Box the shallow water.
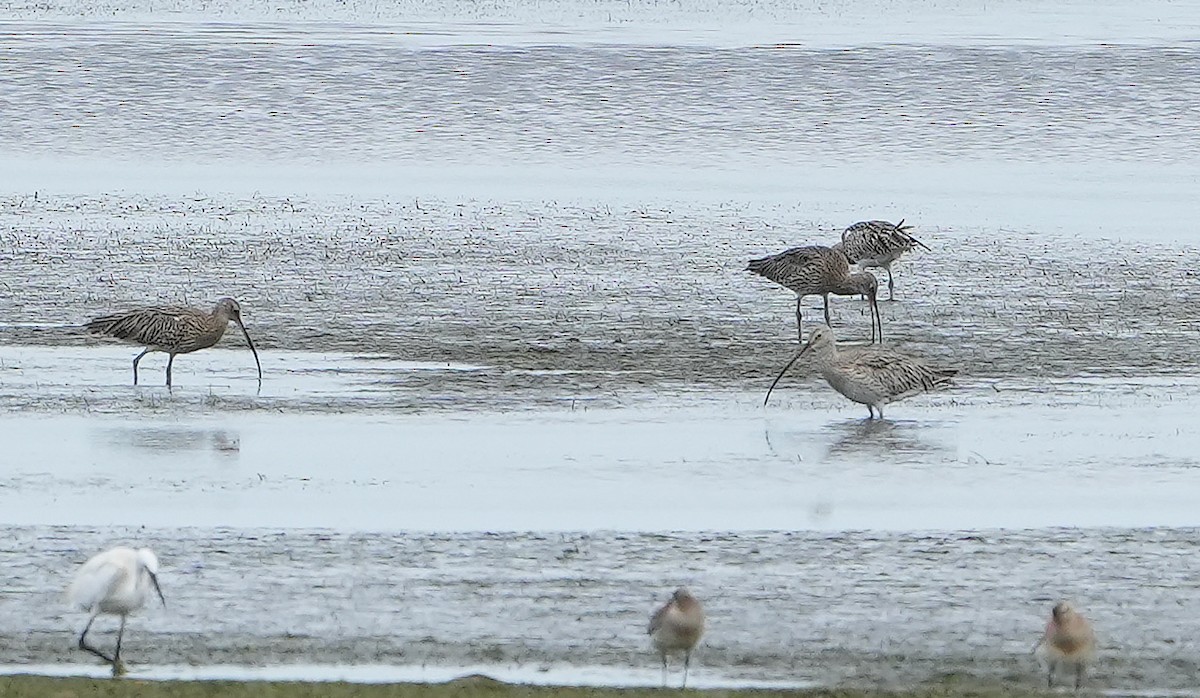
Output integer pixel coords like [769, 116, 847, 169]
[5, 526, 1200, 690]
[2, 364, 1200, 531]
[2, 0, 1199, 691]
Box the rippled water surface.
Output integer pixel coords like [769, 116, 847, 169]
[2, 0, 1199, 691]
[6, 526, 1200, 690]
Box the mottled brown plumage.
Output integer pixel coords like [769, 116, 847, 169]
[832, 219, 929, 301]
[648, 587, 705, 688]
[86, 297, 262, 388]
[746, 245, 882, 342]
[764, 325, 956, 418]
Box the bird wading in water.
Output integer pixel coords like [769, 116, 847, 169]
[746, 245, 882, 342]
[1033, 601, 1097, 690]
[86, 297, 262, 388]
[648, 587, 705, 688]
[832, 219, 929, 301]
[764, 325, 955, 418]
[68, 546, 166, 677]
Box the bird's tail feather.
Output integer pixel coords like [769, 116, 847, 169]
[745, 257, 771, 274]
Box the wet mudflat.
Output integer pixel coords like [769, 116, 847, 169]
[4, 525, 1200, 690]
[0, 677, 1102, 698]
[1, 358, 1199, 688]
[1, 194, 1198, 396]
[2, 111, 1200, 697]
[3, 0, 1200, 692]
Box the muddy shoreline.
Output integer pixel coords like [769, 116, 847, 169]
[2, 194, 1199, 405]
[3, 526, 1200, 690]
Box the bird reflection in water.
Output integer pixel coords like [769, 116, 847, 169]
[102, 427, 240, 456]
[822, 418, 931, 460]
[763, 418, 946, 464]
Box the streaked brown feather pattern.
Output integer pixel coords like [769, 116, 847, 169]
[86, 306, 227, 354]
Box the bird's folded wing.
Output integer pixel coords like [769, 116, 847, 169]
[648, 604, 668, 635]
[854, 350, 949, 395]
[68, 560, 126, 611]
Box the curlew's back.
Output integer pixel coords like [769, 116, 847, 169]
[840, 220, 927, 266]
[830, 346, 957, 405]
[746, 245, 849, 295]
[86, 306, 227, 354]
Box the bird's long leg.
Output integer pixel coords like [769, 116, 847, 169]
[1047, 661, 1056, 688]
[132, 348, 150, 386]
[795, 296, 804, 342]
[886, 264, 896, 301]
[165, 354, 175, 388]
[78, 613, 114, 664]
[1074, 664, 1084, 691]
[112, 615, 127, 676]
[661, 653, 668, 688]
[822, 293, 831, 325]
[114, 615, 126, 663]
[867, 405, 875, 419]
[682, 650, 691, 689]
[870, 295, 883, 344]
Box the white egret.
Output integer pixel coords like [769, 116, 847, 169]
[67, 546, 166, 676]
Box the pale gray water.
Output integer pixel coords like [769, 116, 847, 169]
[2, 0, 1200, 691]
[2, 24, 1199, 166]
[4, 526, 1200, 690]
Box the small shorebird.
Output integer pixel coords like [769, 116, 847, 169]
[746, 245, 882, 342]
[764, 325, 956, 418]
[832, 219, 929, 301]
[68, 546, 166, 677]
[648, 587, 705, 688]
[86, 297, 262, 388]
[1033, 601, 1097, 690]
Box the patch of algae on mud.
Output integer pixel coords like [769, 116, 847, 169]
[0, 675, 1062, 698]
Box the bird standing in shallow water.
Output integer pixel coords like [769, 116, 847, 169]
[86, 297, 262, 388]
[1033, 601, 1097, 691]
[649, 587, 705, 688]
[68, 546, 166, 677]
[832, 219, 929, 302]
[764, 325, 955, 418]
[746, 245, 882, 342]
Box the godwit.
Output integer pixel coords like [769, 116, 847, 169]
[68, 546, 166, 677]
[764, 325, 955, 418]
[746, 245, 882, 342]
[832, 219, 929, 301]
[1033, 601, 1097, 690]
[648, 587, 705, 688]
[85, 297, 262, 388]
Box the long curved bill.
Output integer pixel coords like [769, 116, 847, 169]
[234, 320, 263, 387]
[149, 570, 166, 607]
[763, 341, 814, 407]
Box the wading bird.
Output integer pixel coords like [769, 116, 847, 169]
[86, 297, 262, 388]
[649, 587, 705, 688]
[1033, 601, 1097, 690]
[68, 546, 166, 677]
[764, 325, 955, 418]
[832, 219, 929, 301]
[746, 245, 882, 342]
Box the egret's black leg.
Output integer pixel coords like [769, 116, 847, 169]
[78, 613, 114, 664]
